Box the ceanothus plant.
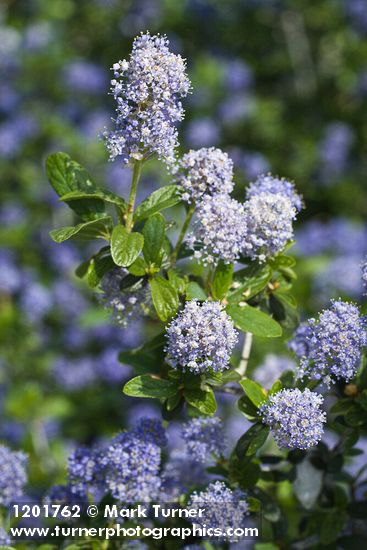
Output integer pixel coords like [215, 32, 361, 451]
[44, 31, 367, 550]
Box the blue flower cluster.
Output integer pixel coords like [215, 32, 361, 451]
[182, 417, 225, 462]
[242, 193, 297, 263]
[177, 147, 234, 203]
[186, 172, 301, 265]
[98, 268, 151, 328]
[188, 481, 249, 539]
[103, 32, 190, 167]
[246, 173, 303, 211]
[297, 300, 367, 386]
[67, 419, 165, 502]
[186, 193, 247, 265]
[165, 300, 238, 373]
[0, 444, 28, 506]
[260, 388, 326, 450]
[101, 430, 162, 502]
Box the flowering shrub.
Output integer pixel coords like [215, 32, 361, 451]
[2, 4, 367, 547]
[19, 31, 364, 549]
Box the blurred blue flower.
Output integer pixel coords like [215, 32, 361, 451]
[0, 249, 22, 294]
[20, 281, 53, 322]
[0, 115, 38, 158]
[224, 59, 253, 92]
[185, 117, 220, 147]
[63, 61, 107, 94]
[319, 122, 354, 183]
[52, 357, 97, 391]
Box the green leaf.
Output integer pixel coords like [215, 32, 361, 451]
[235, 423, 270, 457]
[133, 185, 181, 222]
[212, 260, 233, 300]
[87, 254, 115, 288]
[186, 281, 207, 301]
[110, 224, 144, 267]
[123, 375, 178, 398]
[237, 395, 260, 419]
[269, 254, 296, 268]
[60, 189, 127, 213]
[229, 264, 272, 303]
[269, 294, 299, 330]
[226, 304, 282, 338]
[128, 257, 148, 276]
[150, 276, 179, 322]
[46, 152, 105, 219]
[240, 378, 268, 407]
[221, 369, 242, 383]
[142, 213, 165, 265]
[167, 270, 187, 294]
[269, 379, 282, 395]
[165, 393, 182, 412]
[50, 217, 112, 243]
[184, 388, 217, 415]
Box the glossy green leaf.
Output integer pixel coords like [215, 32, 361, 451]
[46, 152, 105, 219]
[270, 254, 296, 269]
[150, 276, 179, 322]
[229, 264, 272, 303]
[227, 304, 282, 337]
[60, 189, 127, 213]
[87, 254, 115, 288]
[186, 281, 207, 301]
[123, 375, 178, 398]
[133, 185, 181, 222]
[240, 378, 268, 407]
[237, 395, 259, 418]
[142, 213, 165, 265]
[167, 270, 187, 295]
[235, 423, 270, 457]
[269, 379, 282, 395]
[50, 216, 112, 243]
[212, 260, 233, 300]
[184, 388, 217, 415]
[110, 224, 144, 267]
[128, 257, 148, 276]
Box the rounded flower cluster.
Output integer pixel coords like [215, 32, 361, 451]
[188, 481, 249, 539]
[102, 431, 162, 502]
[246, 173, 303, 211]
[242, 193, 297, 262]
[177, 147, 234, 203]
[103, 32, 190, 167]
[297, 300, 367, 386]
[260, 388, 326, 450]
[186, 194, 247, 265]
[0, 445, 28, 506]
[67, 419, 166, 502]
[362, 256, 367, 294]
[165, 300, 238, 373]
[182, 417, 225, 462]
[98, 268, 150, 328]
